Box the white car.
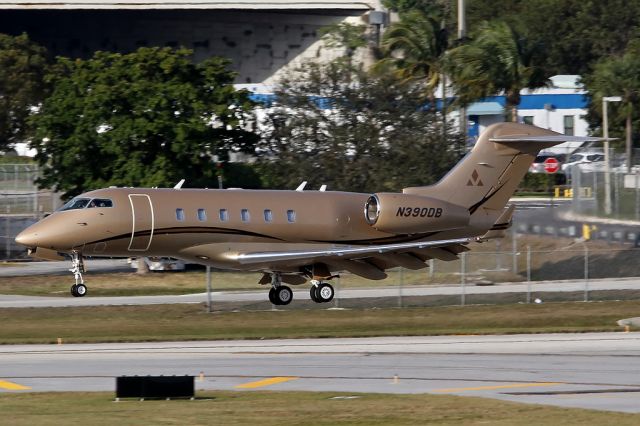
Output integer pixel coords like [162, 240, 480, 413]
[562, 151, 605, 176]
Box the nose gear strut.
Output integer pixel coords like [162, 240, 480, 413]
[69, 252, 87, 297]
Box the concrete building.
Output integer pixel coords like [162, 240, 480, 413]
[466, 75, 589, 141]
[0, 0, 385, 84]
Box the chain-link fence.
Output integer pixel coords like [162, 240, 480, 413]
[1, 163, 61, 259]
[197, 240, 640, 312]
[563, 147, 640, 220]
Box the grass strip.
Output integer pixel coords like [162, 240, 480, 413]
[0, 390, 638, 426]
[0, 301, 636, 344]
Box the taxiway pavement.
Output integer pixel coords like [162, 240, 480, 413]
[0, 333, 639, 413]
[0, 277, 639, 308]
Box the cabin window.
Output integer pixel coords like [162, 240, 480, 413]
[264, 209, 273, 223]
[241, 209, 250, 222]
[197, 208, 207, 221]
[59, 198, 90, 211]
[287, 209, 296, 223]
[176, 208, 185, 221]
[87, 199, 113, 208]
[219, 209, 228, 222]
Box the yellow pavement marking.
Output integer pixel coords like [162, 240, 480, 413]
[433, 382, 562, 393]
[235, 377, 298, 389]
[0, 380, 31, 391]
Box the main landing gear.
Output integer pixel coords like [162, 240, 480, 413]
[268, 272, 293, 306]
[310, 280, 334, 304]
[69, 252, 87, 297]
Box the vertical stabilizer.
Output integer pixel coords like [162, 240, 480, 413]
[403, 123, 603, 228]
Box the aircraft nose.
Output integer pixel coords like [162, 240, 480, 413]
[15, 228, 38, 248]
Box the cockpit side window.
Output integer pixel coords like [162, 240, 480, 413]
[87, 199, 113, 208]
[59, 198, 90, 211]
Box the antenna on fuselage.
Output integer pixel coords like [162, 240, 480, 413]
[295, 181, 307, 191]
[174, 179, 185, 190]
[319, 185, 327, 192]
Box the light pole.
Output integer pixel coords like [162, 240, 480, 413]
[603, 96, 622, 215]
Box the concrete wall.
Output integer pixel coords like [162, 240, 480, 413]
[0, 9, 378, 84]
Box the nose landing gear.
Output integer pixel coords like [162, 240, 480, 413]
[69, 252, 87, 297]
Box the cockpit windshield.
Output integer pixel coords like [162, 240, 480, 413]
[58, 198, 113, 211]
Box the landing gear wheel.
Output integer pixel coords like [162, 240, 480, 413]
[75, 283, 87, 297]
[274, 286, 293, 306]
[71, 284, 87, 297]
[268, 287, 277, 305]
[310, 285, 321, 303]
[317, 283, 334, 303]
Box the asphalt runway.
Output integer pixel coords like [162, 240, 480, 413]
[0, 333, 639, 413]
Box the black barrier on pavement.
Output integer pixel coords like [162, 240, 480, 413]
[116, 375, 194, 399]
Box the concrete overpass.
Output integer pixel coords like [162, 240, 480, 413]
[0, 0, 385, 84]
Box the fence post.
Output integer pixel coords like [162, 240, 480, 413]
[526, 245, 531, 303]
[635, 171, 639, 222]
[614, 171, 620, 218]
[511, 229, 518, 274]
[205, 266, 212, 313]
[334, 276, 340, 308]
[429, 259, 434, 280]
[398, 267, 404, 308]
[583, 245, 589, 302]
[4, 206, 10, 260]
[460, 252, 466, 306]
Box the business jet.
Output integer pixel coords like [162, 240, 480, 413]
[15, 123, 601, 304]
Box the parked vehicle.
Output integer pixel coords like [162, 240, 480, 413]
[128, 257, 186, 271]
[562, 151, 605, 178]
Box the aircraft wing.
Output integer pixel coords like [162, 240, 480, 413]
[233, 238, 472, 265]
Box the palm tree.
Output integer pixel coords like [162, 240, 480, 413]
[584, 50, 640, 172]
[446, 21, 548, 122]
[376, 9, 449, 109]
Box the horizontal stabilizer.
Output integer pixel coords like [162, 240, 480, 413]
[490, 135, 614, 143]
[479, 204, 515, 241]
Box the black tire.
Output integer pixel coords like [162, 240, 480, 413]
[317, 283, 334, 303]
[275, 286, 293, 306]
[75, 284, 87, 297]
[268, 287, 278, 305]
[70, 284, 78, 297]
[310, 285, 321, 303]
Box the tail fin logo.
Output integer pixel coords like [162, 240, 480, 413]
[466, 169, 484, 187]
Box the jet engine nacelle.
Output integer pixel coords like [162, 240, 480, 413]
[364, 193, 470, 234]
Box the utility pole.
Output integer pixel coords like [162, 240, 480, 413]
[457, 0, 467, 139]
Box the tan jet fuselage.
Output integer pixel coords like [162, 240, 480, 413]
[18, 187, 476, 273]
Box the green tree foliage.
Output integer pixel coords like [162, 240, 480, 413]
[30, 47, 257, 198]
[386, 0, 640, 77]
[446, 21, 547, 120]
[377, 9, 449, 106]
[582, 47, 640, 170]
[319, 22, 368, 60]
[0, 33, 48, 153]
[256, 59, 465, 193]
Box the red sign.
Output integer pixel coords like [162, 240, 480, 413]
[543, 157, 560, 174]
